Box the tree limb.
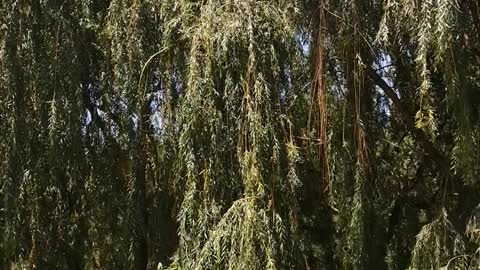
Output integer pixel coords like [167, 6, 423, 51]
[367, 67, 450, 173]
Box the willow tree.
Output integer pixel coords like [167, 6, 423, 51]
[1, 0, 480, 270]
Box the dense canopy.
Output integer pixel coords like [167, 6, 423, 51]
[1, 0, 480, 269]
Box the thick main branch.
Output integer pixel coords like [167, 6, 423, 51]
[367, 67, 450, 173]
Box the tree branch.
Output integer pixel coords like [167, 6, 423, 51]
[367, 67, 450, 173]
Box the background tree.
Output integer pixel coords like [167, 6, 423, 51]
[1, 0, 480, 269]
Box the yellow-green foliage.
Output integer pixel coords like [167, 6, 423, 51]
[1, 1, 480, 270]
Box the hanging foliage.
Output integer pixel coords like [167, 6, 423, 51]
[1, 0, 480, 269]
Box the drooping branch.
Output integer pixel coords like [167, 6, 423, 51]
[312, 0, 329, 191]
